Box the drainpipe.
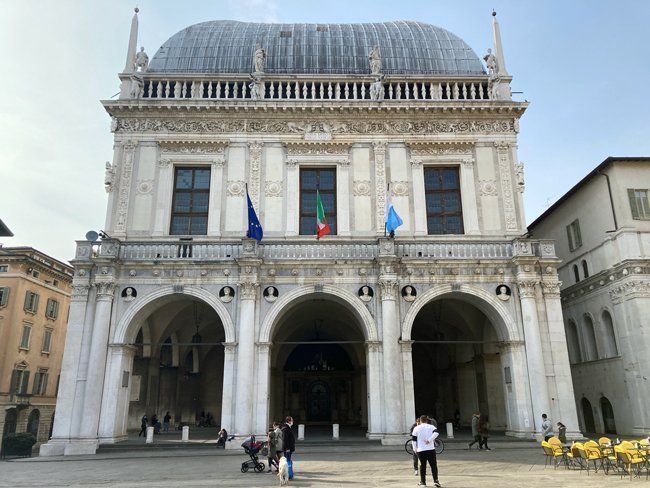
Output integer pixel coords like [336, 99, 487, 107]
[597, 170, 618, 232]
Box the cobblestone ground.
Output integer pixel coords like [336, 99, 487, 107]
[2, 442, 647, 488]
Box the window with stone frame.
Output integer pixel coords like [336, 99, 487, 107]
[0, 265, 7, 272]
[0, 286, 9, 307]
[24, 290, 39, 313]
[424, 167, 464, 235]
[299, 167, 337, 236]
[628, 188, 650, 220]
[566, 219, 582, 251]
[10, 367, 30, 394]
[32, 369, 49, 396]
[19, 323, 32, 350]
[42, 328, 53, 353]
[45, 298, 59, 319]
[170, 166, 211, 235]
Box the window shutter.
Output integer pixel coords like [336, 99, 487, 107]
[10, 370, 20, 393]
[20, 371, 30, 394]
[42, 373, 49, 395]
[628, 189, 640, 219]
[566, 225, 574, 251]
[32, 373, 40, 395]
[574, 221, 582, 248]
[24, 292, 31, 310]
[0, 287, 8, 307]
[33, 294, 39, 312]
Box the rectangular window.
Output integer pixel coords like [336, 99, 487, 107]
[20, 323, 32, 349]
[0, 265, 7, 272]
[566, 219, 582, 251]
[42, 328, 53, 353]
[628, 189, 650, 220]
[170, 167, 211, 235]
[0, 286, 9, 307]
[45, 298, 59, 319]
[299, 168, 337, 235]
[424, 167, 464, 234]
[32, 370, 48, 396]
[24, 291, 39, 313]
[10, 369, 30, 394]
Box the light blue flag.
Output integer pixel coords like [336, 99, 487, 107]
[385, 189, 403, 236]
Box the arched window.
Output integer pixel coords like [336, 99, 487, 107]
[27, 409, 40, 439]
[565, 320, 581, 364]
[601, 311, 618, 358]
[581, 397, 595, 433]
[600, 397, 617, 434]
[581, 260, 589, 278]
[2, 409, 17, 440]
[582, 315, 599, 361]
[573, 264, 580, 283]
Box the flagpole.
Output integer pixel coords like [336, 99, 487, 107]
[384, 183, 389, 237]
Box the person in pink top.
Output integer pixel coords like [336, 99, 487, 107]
[411, 415, 442, 487]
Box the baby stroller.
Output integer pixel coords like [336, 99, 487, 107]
[240, 435, 266, 473]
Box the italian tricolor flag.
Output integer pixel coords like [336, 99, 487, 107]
[316, 190, 331, 239]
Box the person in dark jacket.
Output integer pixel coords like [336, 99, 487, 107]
[281, 416, 296, 480]
[138, 414, 148, 437]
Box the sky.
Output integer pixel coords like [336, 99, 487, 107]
[1, 0, 649, 263]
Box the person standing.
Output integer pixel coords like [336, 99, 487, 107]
[281, 416, 296, 480]
[410, 417, 421, 476]
[163, 412, 171, 433]
[541, 414, 553, 441]
[468, 411, 481, 449]
[138, 414, 148, 437]
[478, 414, 491, 450]
[412, 415, 441, 487]
[556, 422, 567, 443]
[274, 422, 284, 459]
[266, 423, 280, 473]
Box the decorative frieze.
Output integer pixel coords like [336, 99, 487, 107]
[495, 141, 517, 231]
[479, 179, 498, 196]
[353, 180, 372, 196]
[391, 181, 409, 197]
[248, 141, 263, 208]
[373, 142, 387, 233]
[227, 180, 246, 197]
[285, 142, 350, 156]
[517, 280, 538, 298]
[158, 141, 228, 154]
[407, 142, 474, 157]
[609, 280, 650, 303]
[115, 141, 137, 234]
[136, 180, 153, 195]
[265, 181, 283, 197]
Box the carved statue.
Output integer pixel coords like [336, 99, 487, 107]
[515, 162, 525, 190]
[359, 285, 373, 302]
[104, 161, 115, 193]
[369, 77, 384, 101]
[253, 44, 266, 73]
[483, 48, 497, 77]
[249, 75, 263, 100]
[135, 46, 149, 72]
[488, 75, 501, 100]
[368, 45, 381, 75]
[129, 74, 143, 99]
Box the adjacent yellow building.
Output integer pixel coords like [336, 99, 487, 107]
[0, 247, 73, 452]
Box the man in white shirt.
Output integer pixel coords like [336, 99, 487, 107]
[411, 415, 441, 487]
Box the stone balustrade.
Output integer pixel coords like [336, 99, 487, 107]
[131, 75, 495, 102]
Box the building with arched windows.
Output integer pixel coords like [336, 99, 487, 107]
[529, 156, 650, 436]
[41, 11, 581, 456]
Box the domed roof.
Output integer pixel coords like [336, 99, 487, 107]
[149, 20, 486, 76]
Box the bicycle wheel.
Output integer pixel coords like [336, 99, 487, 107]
[435, 439, 444, 454]
[405, 439, 414, 456]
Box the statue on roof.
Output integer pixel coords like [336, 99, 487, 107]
[370, 76, 384, 101]
[484, 48, 497, 78]
[249, 74, 263, 100]
[135, 47, 149, 72]
[254, 44, 266, 74]
[369, 45, 381, 75]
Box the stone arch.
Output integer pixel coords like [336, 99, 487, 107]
[600, 309, 618, 358]
[401, 283, 520, 342]
[581, 313, 598, 361]
[112, 285, 235, 344]
[259, 284, 378, 343]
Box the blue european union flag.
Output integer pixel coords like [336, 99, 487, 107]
[246, 191, 263, 241]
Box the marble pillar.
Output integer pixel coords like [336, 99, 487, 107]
[98, 345, 137, 443]
[234, 282, 258, 435]
[365, 341, 382, 439]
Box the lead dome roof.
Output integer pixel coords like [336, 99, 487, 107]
[149, 20, 486, 76]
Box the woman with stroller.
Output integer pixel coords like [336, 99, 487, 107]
[266, 422, 280, 473]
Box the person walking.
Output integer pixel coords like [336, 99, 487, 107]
[556, 422, 567, 444]
[266, 423, 280, 473]
[410, 417, 421, 476]
[412, 415, 442, 487]
[281, 416, 296, 480]
[478, 414, 491, 450]
[274, 422, 284, 459]
[138, 414, 148, 437]
[541, 414, 553, 441]
[468, 411, 481, 449]
[163, 412, 171, 433]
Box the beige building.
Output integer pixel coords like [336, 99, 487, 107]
[0, 247, 73, 452]
[528, 157, 650, 436]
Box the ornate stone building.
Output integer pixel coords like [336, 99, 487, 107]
[42, 11, 579, 456]
[0, 247, 73, 453]
[529, 157, 650, 436]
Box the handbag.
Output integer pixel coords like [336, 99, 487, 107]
[261, 446, 269, 457]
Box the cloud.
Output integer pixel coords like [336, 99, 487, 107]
[227, 0, 279, 22]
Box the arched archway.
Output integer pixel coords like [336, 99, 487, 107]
[2, 409, 17, 441]
[27, 409, 40, 439]
[601, 311, 618, 358]
[581, 397, 596, 433]
[565, 320, 581, 364]
[600, 397, 616, 434]
[582, 315, 598, 361]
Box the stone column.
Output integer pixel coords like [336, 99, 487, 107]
[379, 279, 404, 443]
[285, 157, 299, 236]
[410, 157, 427, 236]
[234, 282, 258, 436]
[365, 341, 382, 439]
[40, 272, 91, 457]
[207, 155, 225, 236]
[400, 340, 416, 431]
[153, 157, 173, 236]
[97, 345, 137, 443]
[254, 343, 271, 435]
[498, 341, 533, 438]
[72, 280, 116, 454]
[518, 280, 551, 436]
[220, 343, 237, 438]
[336, 156, 351, 236]
[459, 157, 480, 235]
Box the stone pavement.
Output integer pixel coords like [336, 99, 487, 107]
[2, 435, 646, 488]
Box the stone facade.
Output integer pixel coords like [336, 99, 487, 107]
[41, 12, 580, 456]
[529, 157, 650, 436]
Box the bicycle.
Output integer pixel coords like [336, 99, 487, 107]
[405, 437, 444, 455]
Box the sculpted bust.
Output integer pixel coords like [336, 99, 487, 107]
[220, 286, 234, 303]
